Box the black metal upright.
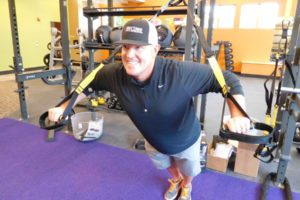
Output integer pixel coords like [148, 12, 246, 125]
[274, 0, 300, 185]
[206, 0, 215, 47]
[199, 0, 215, 129]
[108, 0, 114, 27]
[59, 0, 73, 95]
[87, 0, 95, 72]
[194, 0, 206, 125]
[184, 0, 196, 62]
[8, 0, 28, 120]
[259, 0, 300, 192]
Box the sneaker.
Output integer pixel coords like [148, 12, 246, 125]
[164, 177, 183, 200]
[178, 184, 192, 200]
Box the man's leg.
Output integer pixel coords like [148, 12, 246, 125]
[175, 137, 201, 200]
[164, 162, 184, 200]
[181, 173, 193, 187]
[167, 162, 181, 181]
[166, 164, 193, 200]
[177, 173, 193, 200]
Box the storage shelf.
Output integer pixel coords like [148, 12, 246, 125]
[83, 7, 192, 17]
[84, 42, 186, 54]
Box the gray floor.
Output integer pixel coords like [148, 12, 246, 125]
[1, 73, 300, 194]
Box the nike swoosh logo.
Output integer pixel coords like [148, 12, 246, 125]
[158, 84, 164, 88]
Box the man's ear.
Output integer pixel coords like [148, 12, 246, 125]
[154, 44, 161, 55]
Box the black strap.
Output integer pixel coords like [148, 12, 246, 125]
[261, 173, 293, 200]
[169, 0, 187, 7]
[39, 91, 74, 130]
[254, 143, 276, 163]
[264, 56, 279, 116]
[285, 60, 296, 87]
[227, 93, 250, 119]
[149, 0, 178, 22]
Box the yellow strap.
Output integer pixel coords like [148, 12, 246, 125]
[265, 114, 271, 125]
[264, 115, 271, 135]
[75, 63, 105, 94]
[272, 105, 278, 127]
[207, 56, 228, 95]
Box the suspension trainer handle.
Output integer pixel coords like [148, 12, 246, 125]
[39, 63, 105, 130]
[219, 122, 274, 144]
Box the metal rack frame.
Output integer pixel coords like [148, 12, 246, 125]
[83, 5, 193, 17]
[267, 0, 300, 187]
[8, 0, 73, 120]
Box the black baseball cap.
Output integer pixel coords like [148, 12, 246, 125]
[115, 18, 158, 46]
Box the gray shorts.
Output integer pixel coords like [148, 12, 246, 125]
[145, 137, 201, 177]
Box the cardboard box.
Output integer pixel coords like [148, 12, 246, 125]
[206, 141, 229, 173]
[234, 142, 260, 177]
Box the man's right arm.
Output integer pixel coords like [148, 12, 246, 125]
[48, 92, 89, 122]
[48, 63, 115, 122]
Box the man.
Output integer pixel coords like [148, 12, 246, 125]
[49, 18, 250, 200]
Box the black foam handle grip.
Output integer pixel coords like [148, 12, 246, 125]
[219, 122, 273, 144]
[39, 111, 66, 131]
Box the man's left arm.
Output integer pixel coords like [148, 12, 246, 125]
[225, 94, 250, 134]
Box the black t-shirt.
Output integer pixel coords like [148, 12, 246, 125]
[85, 56, 244, 154]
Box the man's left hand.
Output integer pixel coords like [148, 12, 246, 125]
[225, 117, 250, 134]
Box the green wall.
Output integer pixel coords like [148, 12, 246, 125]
[0, 0, 60, 72]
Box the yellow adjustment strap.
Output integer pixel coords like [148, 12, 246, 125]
[207, 56, 228, 96]
[272, 105, 278, 128]
[75, 63, 105, 94]
[264, 115, 271, 135]
[265, 114, 271, 125]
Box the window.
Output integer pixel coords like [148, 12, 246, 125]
[78, 1, 101, 35]
[239, 4, 259, 28]
[257, 3, 279, 29]
[204, 5, 236, 29]
[239, 2, 279, 29]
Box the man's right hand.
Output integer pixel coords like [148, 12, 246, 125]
[47, 92, 88, 122]
[48, 107, 65, 122]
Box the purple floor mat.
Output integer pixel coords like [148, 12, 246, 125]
[0, 118, 299, 200]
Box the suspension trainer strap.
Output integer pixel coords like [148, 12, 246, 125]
[264, 54, 279, 117]
[263, 53, 279, 132]
[39, 63, 105, 130]
[186, 6, 248, 117]
[260, 173, 293, 200]
[169, 0, 187, 6]
[266, 20, 291, 128]
[185, 3, 275, 146]
[149, 0, 178, 22]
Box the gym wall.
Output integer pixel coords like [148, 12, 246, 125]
[68, 0, 80, 62]
[211, 0, 296, 74]
[1, 0, 60, 72]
